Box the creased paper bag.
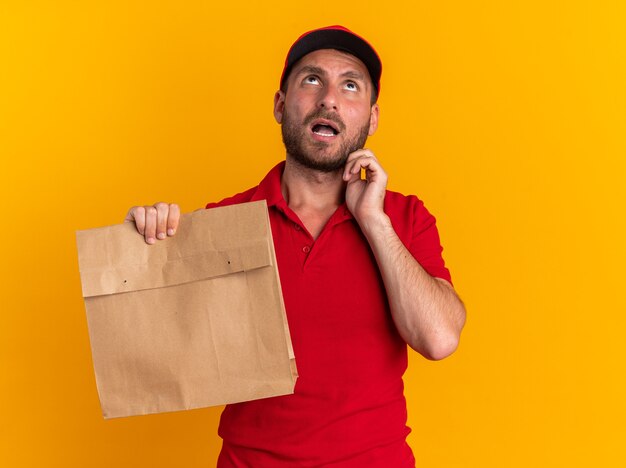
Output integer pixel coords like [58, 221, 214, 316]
[76, 200, 297, 419]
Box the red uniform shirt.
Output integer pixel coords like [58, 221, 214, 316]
[207, 162, 451, 467]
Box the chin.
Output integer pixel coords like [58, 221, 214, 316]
[290, 152, 347, 173]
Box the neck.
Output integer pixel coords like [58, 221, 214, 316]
[281, 156, 345, 211]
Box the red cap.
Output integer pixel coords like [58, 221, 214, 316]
[280, 25, 382, 99]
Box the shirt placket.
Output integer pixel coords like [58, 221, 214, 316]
[274, 202, 315, 271]
[283, 204, 354, 271]
[292, 220, 314, 270]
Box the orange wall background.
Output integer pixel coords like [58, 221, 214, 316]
[1, 1, 625, 466]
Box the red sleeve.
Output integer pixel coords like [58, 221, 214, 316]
[205, 187, 257, 209]
[385, 192, 452, 285]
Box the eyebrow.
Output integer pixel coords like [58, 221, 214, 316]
[295, 65, 325, 77]
[295, 65, 367, 83]
[340, 70, 366, 82]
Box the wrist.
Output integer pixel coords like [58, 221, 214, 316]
[358, 211, 392, 239]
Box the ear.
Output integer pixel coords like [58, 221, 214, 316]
[273, 90, 286, 124]
[368, 103, 379, 136]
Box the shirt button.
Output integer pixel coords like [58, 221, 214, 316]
[302, 245, 311, 254]
[294, 223, 301, 231]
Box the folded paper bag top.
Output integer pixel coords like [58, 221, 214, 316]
[76, 200, 297, 419]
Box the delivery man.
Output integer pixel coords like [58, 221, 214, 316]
[126, 25, 466, 467]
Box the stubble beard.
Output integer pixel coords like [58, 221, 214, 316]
[281, 108, 371, 173]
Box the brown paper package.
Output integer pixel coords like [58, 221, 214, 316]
[76, 200, 297, 419]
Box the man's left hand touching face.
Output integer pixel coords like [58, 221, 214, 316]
[343, 149, 388, 229]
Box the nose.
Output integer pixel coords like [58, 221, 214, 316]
[317, 85, 338, 111]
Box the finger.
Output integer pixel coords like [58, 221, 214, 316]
[343, 150, 377, 178]
[343, 154, 378, 181]
[124, 207, 136, 223]
[358, 156, 386, 182]
[155, 202, 169, 240]
[167, 203, 180, 236]
[144, 206, 157, 244]
[351, 157, 388, 188]
[344, 167, 362, 184]
[343, 156, 362, 180]
[343, 160, 366, 181]
[126, 206, 146, 235]
[345, 148, 376, 163]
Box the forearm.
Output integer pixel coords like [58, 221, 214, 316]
[360, 213, 466, 360]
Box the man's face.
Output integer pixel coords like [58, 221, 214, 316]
[274, 49, 379, 172]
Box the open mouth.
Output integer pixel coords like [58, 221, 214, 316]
[311, 119, 340, 137]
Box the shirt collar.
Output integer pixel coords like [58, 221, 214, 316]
[250, 160, 354, 224]
[250, 161, 287, 209]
